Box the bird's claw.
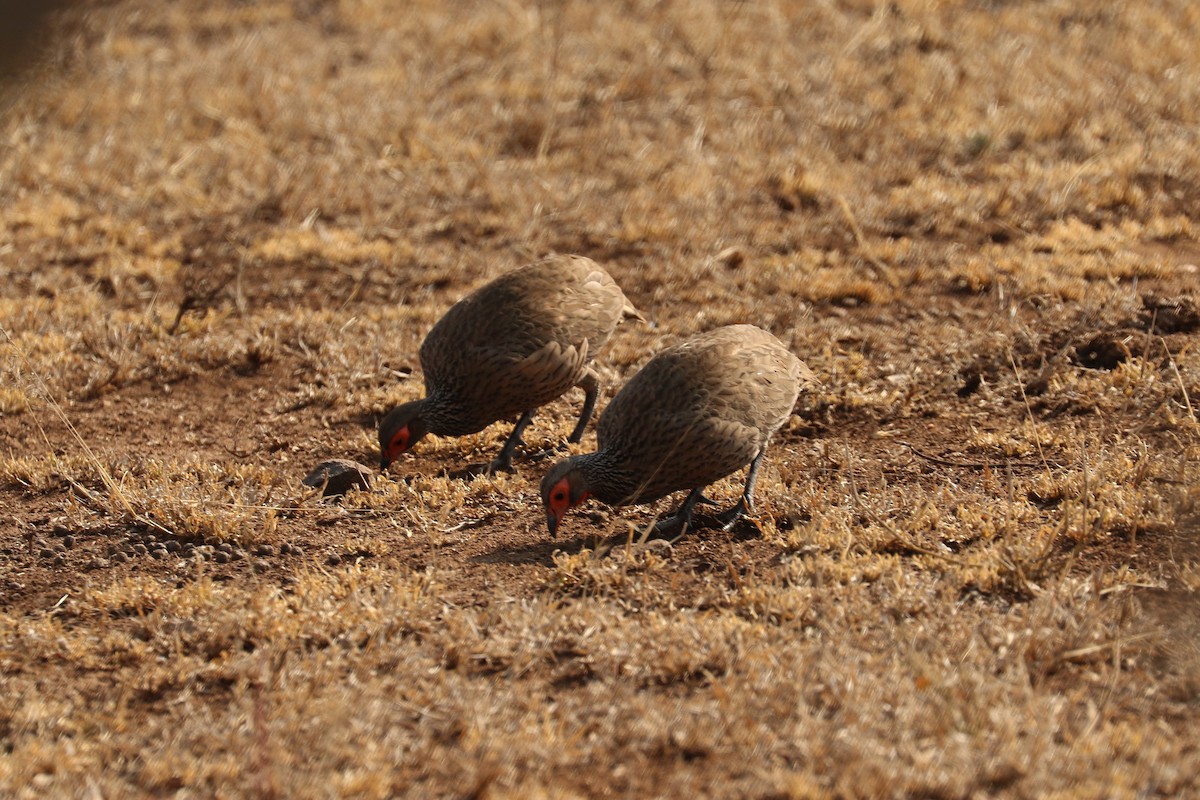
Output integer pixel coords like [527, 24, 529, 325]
[527, 440, 571, 463]
[715, 498, 753, 530]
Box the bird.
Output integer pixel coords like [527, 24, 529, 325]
[379, 255, 643, 474]
[540, 324, 813, 538]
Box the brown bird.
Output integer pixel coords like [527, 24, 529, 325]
[379, 255, 642, 473]
[540, 324, 813, 538]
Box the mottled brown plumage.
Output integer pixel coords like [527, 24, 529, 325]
[379, 255, 642, 472]
[541, 324, 813, 537]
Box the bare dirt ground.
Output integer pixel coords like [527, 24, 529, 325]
[2, 1, 1199, 797]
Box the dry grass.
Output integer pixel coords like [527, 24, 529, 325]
[2, 0, 1200, 797]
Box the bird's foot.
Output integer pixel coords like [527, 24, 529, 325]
[527, 440, 571, 463]
[715, 498, 752, 531]
[652, 512, 693, 539]
[484, 455, 517, 475]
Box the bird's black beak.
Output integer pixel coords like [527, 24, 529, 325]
[379, 456, 390, 472]
[546, 512, 559, 539]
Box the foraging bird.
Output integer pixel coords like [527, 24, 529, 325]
[379, 255, 642, 473]
[540, 324, 812, 538]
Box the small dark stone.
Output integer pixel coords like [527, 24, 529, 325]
[279, 542, 293, 556]
[39, 548, 54, 559]
[133, 543, 149, 556]
[165, 540, 180, 553]
[62, 535, 75, 549]
[213, 551, 230, 564]
[230, 549, 245, 561]
[217, 542, 233, 554]
[303, 459, 374, 498]
[112, 551, 129, 564]
[90, 557, 109, 570]
[326, 554, 341, 567]
[53, 554, 66, 567]
[150, 548, 167, 560]
[255, 544, 274, 557]
[253, 559, 271, 573]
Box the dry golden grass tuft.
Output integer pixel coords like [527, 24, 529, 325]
[2, 0, 1200, 796]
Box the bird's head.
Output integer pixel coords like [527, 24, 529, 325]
[540, 458, 591, 539]
[378, 401, 430, 471]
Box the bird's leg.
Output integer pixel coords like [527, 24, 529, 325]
[486, 410, 535, 473]
[567, 369, 600, 444]
[716, 448, 765, 530]
[653, 487, 708, 537]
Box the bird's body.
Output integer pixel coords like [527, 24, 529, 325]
[379, 255, 641, 472]
[541, 324, 812, 537]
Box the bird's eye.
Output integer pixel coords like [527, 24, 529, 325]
[553, 490, 565, 501]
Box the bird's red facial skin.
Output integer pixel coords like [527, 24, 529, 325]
[547, 478, 589, 538]
[547, 477, 572, 517]
[386, 426, 411, 461]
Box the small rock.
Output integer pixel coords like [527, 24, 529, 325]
[303, 459, 374, 498]
[217, 542, 233, 554]
[39, 548, 54, 559]
[133, 543, 149, 556]
[326, 554, 341, 567]
[255, 544, 274, 557]
[112, 552, 129, 564]
[279, 542, 293, 556]
[165, 540, 180, 553]
[62, 535, 75, 549]
[213, 551, 230, 565]
[90, 557, 109, 570]
[253, 559, 271, 573]
[53, 554, 66, 567]
[230, 549, 245, 561]
[150, 548, 167, 560]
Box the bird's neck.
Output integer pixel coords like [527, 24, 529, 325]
[421, 390, 482, 436]
[575, 451, 641, 506]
